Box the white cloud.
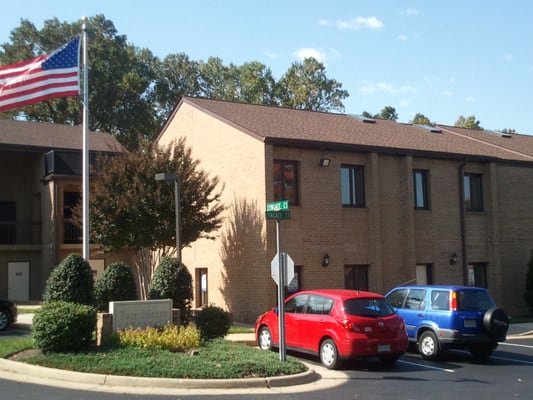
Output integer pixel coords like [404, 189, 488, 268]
[504, 53, 513, 61]
[402, 8, 419, 16]
[465, 96, 476, 103]
[320, 16, 383, 30]
[294, 48, 327, 63]
[264, 51, 279, 59]
[443, 90, 453, 97]
[398, 34, 408, 41]
[359, 81, 416, 96]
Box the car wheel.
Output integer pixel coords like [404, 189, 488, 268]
[258, 326, 273, 350]
[0, 309, 10, 331]
[470, 345, 494, 362]
[379, 354, 399, 366]
[320, 338, 341, 369]
[483, 307, 509, 341]
[418, 331, 440, 360]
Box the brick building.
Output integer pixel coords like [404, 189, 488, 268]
[0, 119, 124, 301]
[156, 96, 533, 322]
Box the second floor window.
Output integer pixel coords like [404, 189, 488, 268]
[273, 160, 299, 205]
[341, 165, 365, 207]
[464, 173, 483, 211]
[414, 169, 430, 209]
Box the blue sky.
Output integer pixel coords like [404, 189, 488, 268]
[2, 0, 532, 134]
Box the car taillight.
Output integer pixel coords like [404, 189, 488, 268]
[451, 291, 458, 311]
[341, 319, 372, 333]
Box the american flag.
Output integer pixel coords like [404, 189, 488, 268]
[0, 36, 80, 112]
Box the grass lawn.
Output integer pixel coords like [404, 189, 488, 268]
[1, 337, 306, 379]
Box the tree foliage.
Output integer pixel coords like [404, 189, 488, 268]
[362, 106, 398, 121]
[276, 58, 348, 112]
[410, 113, 435, 126]
[94, 261, 138, 311]
[79, 138, 224, 297]
[0, 15, 161, 150]
[455, 115, 483, 130]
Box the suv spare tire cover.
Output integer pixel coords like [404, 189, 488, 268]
[483, 307, 509, 341]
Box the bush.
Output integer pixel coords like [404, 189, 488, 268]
[94, 261, 137, 311]
[195, 305, 232, 340]
[148, 257, 193, 324]
[43, 254, 94, 305]
[33, 301, 96, 353]
[115, 324, 201, 352]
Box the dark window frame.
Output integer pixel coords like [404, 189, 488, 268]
[413, 169, 430, 210]
[344, 264, 369, 291]
[341, 165, 366, 207]
[464, 173, 483, 211]
[273, 159, 300, 206]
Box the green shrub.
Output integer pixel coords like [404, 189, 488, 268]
[43, 254, 94, 305]
[94, 261, 137, 311]
[148, 257, 193, 324]
[115, 324, 201, 352]
[195, 305, 232, 340]
[32, 301, 96, 353]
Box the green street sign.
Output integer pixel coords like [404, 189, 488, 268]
[266, 200, 289, 212]
[266, 210, 291, 220]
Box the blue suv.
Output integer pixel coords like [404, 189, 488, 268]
[385, 285, 509, 361]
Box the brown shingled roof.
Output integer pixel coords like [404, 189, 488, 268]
[0, 119, 124, 153]
[170, 97, 533, 164]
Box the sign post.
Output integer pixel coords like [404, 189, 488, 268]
[266, 200, 291, 362]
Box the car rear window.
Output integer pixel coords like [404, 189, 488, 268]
[457, 290, 495, 311]
[344, 298, 395, 318]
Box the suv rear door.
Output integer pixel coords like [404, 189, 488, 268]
[386, 288, 427, 339]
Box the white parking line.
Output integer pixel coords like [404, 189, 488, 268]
[500, 342, 533, 350]
[398, 359, 455, 373]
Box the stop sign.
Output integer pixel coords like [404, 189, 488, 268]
[271, 252, 294, 286]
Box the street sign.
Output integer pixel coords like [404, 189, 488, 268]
[266, 200, 289, 212]
[265, 210, 291, 220]
[270, 252, 294, 286]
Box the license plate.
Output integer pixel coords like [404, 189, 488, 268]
[378, 344, 391, 353]
[464, 319, 477, 328]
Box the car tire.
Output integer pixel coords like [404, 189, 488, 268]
[258, 326, 273, 351]
[418, 331, 440, 360]
[483, 307, 509, 341]
[320, 338, 341, 369]
[0, 309, 11, 331]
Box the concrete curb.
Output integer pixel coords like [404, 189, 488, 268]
[0, 354, 320, 390]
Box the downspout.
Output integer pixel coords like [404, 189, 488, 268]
[458, 161, 468, 285]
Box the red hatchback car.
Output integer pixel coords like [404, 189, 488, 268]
[255, 289, 408, 369]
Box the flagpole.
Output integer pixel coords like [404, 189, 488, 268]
[82, 17, 89, 260]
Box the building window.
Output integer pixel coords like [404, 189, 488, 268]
[195, 268, 208, 308]
[344, 265, 369, 291]
[63, 192, 82, 243]
[287, 265, 301, 295]
[341, 165, 365, 207]
[0, 201, 16, 244]
[413, 169, 430, 209]
[464, 173, 483, 211]
[273, 160, 299, 205]
[468, 263, 487, 288]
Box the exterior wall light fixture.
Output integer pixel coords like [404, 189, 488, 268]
[319, 157, 331, 167]
[450, 252, 458, 265]
[322, 253, 330, 267]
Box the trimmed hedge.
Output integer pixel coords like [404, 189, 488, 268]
[148, 257, 193, 324]
[94, 261, 137, 311]
[196, 305, 232, 340]
[43, 254, 94, 306]
[32, 301, 96, 353]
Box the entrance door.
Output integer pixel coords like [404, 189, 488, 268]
[8, 261, 30, 301]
